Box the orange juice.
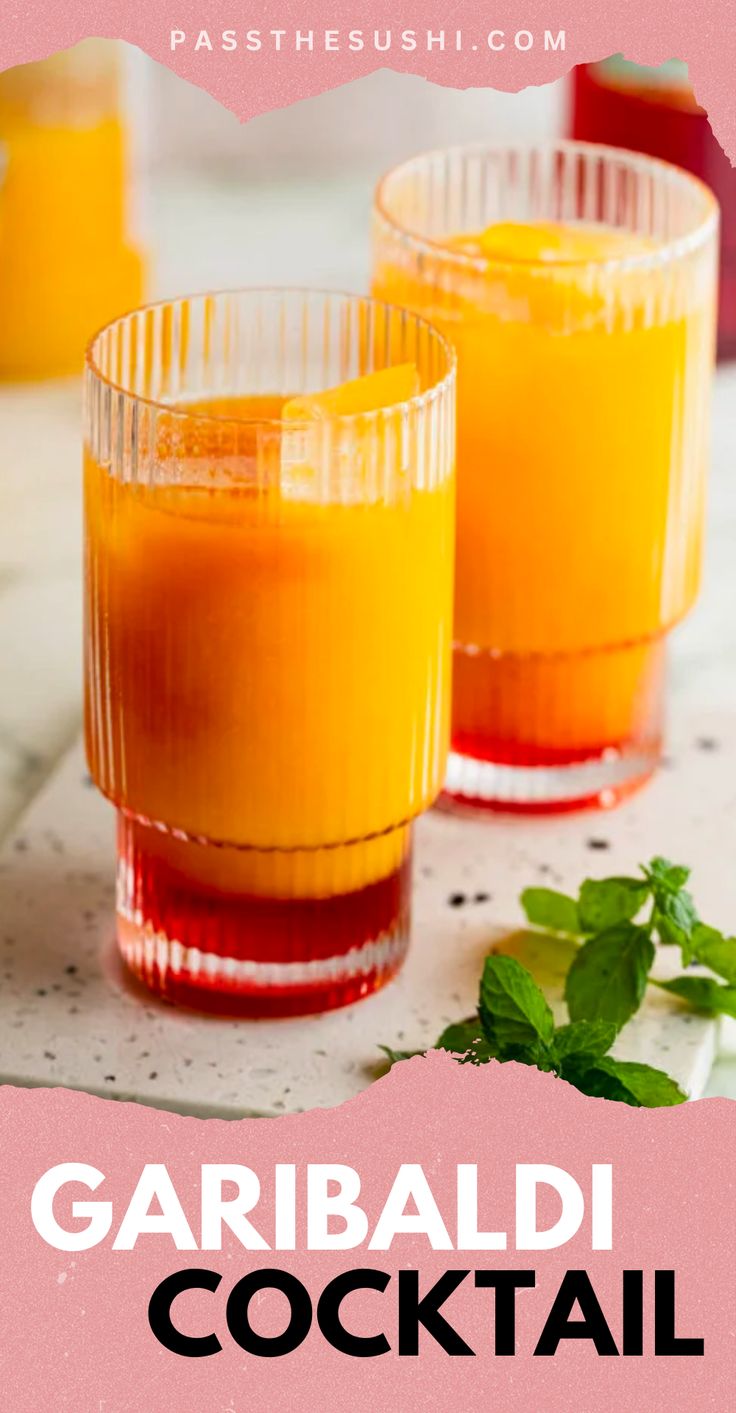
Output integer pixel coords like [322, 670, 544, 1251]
[84, 293, 455, 1014]
[0, 44, 144, 379]
[373, 144, 717, 809]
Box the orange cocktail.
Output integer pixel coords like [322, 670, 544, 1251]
[84, 291, 455, 1015]
[373, 142, 718, 810]
[0, 41, 144, 379]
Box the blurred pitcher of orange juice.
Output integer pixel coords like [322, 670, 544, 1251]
[0, 40, 145, 380]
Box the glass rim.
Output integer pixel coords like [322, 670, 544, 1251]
[374, 138, 719, 274]
[84, 286, 457, 431]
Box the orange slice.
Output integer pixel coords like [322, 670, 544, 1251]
[280, 364, 420, 504]
[282, 362, 420, 421]
[448, 220, 652, 264]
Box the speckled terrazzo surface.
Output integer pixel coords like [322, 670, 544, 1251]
[1, 722, 731, 1116]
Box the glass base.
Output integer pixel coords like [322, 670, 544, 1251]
[115, 813, 411, 1017]
[443, 743, 658, 814]
[447, 634, 665, 812]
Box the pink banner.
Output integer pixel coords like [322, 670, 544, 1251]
[1, 1056, 733, 1410]
[0, 2, 734, 161]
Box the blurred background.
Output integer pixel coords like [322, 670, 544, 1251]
[0, 43, 734, 841]
[1, 45, 733, 373]
[116, 54, 736, 344]
[146, 59, 565, 295]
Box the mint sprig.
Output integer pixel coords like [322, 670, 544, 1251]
[381, 855, 736, 1107]
[382, 953, 685, 1108]
[521, 857, 736, 1022]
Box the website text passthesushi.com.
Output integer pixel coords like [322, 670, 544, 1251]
[169, 27, 567, 54]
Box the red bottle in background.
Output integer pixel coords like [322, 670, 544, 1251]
[571, 57, 735, 359]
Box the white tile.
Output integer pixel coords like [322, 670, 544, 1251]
[0, 719, 728, 1116]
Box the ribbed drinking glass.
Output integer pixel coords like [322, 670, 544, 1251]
[84, 289, 455, 1015]
[373, 140, 718, 811]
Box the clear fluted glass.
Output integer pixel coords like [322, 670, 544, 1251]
[84, 289, 455, 1015]
[372, 140, 718, 811]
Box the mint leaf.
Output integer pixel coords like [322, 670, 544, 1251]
[578, 877, 650, 932]
[658, 975, 736, 1020]
[689, 923, 736, 985]
[479, 954, 555, 1051]
[603, 1059, 686, 1107]
[435, 1019, 497, 1064]
[647, 857, 691, 890]
[552, 1019, 618, 1062]
[655, 888, 699, 955]
[496, 1041, 558, 1073]
[378, 1045, 423, 1068]
[564, 1057, 686, 1107]
[644, 857, 699, 958]
[436, 1018, 482, 1050]
[520, 887, 580, 934]
[565, 923, 655, 1027]
[562, 1058, 634, 1104]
